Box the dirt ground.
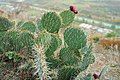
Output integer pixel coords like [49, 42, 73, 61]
[84, 44, 120, 80]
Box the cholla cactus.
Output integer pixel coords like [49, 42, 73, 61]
[33, 44, 50, 80]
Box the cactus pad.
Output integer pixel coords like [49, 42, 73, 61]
[58, 66, 77, 80]
[60, 10, 75, 27]
[60, 47, 82, 65]
[2, 31, 24, 52]
[37, 19, 45, 31]
[0, 32, 6, 52]
[36, 33, 52, 52]
[36, 33, 62, 57]
[40, 12, 62, 33]
[64, 28, 87, 49]
[45, 35, 60, 57]
[0, 17, 13, 31]
[79, 53, 95, 71]
[20, 31, 35, 51]
[20, 21, 36, 33]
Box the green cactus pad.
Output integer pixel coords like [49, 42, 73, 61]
[1, 30, 35, 52]
[36, 33, 62, 57]
[2, 31, 24, 52]
[40, 12, 62, 33]
[37, 19, 45, 31]
[64, 28, 87, 49]
[60, 47, 82, 65]
[45, 35, 60, 57]
[58, 66, 77, 80]
[56, 35, 62, 47]
[0, 17, 13, 31]
[36, 33, 52, 51]
[20, 21, 36, 33]
[0, 32, 6, 52]
[20, 31, 35, 51]
[79, 53, 95, 71]
[60, 10, 75, 27]
[46, 57, 62, 69]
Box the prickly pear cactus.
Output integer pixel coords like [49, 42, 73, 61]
[40, 12, 62, 33]
[79, 53, 95, 71]
[20, 31, 35, 52]
[0, 9, 95, 80]
[0, 17, 13, 31]
[20, 21, 36, 33]
[57, 27, 95, 80]
[58, 66, 77, 80]
[0, 32, 6, 53]
[60, 47, 82, 65]
[58, 46, 95, 80]
[60, 10, 75, 27]
[1, 30, 34, 52]
[36, 33, 62, 57]
[64, 28, 87, 49]
[76, 45, 95, 71]
[45, 35, 62, 57]
[2, 31, 24, 52]
[37, 19, 45, 31]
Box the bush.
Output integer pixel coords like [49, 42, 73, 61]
[105, 32, 116, 38]
[93, 36, 100, 43]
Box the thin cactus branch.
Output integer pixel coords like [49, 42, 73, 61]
[33, 44, 50, 80]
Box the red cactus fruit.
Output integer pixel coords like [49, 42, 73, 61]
[70, 5, 78, 14]
[70, 6, 74, 11]
[74, 11, 78, 14]
[93, 73, 99, 79]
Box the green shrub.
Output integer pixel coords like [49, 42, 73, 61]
[93, 36, 100, 43]
[105, 32, 116, 38]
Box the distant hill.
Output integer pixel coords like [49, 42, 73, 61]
[1, 0, 120, 24]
